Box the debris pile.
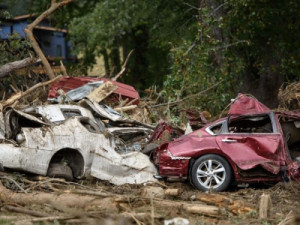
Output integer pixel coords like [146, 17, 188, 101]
[278, 82, 300, 110]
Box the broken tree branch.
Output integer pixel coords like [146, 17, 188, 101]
[0, 75, 62, 109]
[24, 0, 73, 79]
[0, 57, 39, 78]
[149, 79, 224, 108]
[112, 50, 134, 81]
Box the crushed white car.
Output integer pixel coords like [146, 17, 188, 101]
[0, 101, 157, 185]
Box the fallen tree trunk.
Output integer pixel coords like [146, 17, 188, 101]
[0, 57, 39, 78]
[24, 0, 73, 79]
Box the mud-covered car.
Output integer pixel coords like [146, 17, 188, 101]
[0, 102, 156, 185]
[153, 94, 300, 191]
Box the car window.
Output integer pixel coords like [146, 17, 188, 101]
[206, 122, 224, 135]
[61, 109, 82, 119]
[228, 114, 273, 133]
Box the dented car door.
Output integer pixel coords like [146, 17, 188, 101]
[216, 113, 283, 175]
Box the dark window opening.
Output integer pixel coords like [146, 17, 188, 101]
[228, 115, 273, 133]
[279, 117, 300, 161]
[208, 123, 223, 135]
[57, 44, 62, 57]
[61, 109, 82, 119]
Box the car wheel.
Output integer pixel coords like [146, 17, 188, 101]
[47, 163, 73, 181]
[191, 154, 232, 192]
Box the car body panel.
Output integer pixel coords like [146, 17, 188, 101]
[153, 94, 300, 186]
[0, 105, 157, 185]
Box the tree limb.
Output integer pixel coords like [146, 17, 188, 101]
[112, 50, 134, 81]
[24, 0, 73, 79]
[0, 57, 39, 78]
[149, 79, 224, 108]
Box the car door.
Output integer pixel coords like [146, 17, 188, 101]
[215, 113, 283, 174]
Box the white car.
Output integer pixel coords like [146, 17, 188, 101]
[0, 102, 156, 185]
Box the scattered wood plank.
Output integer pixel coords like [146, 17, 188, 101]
[87, 81, 118, 102]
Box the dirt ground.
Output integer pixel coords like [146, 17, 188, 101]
[0, 171, 299, 225]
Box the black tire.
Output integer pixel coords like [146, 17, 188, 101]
[191, 154, 232, 192]
[47, 163, 73, 181]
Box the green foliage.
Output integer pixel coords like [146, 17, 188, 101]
[0, 33, 33, 65]
[224, 0, 300, 81]
[23, 0, 300, 116]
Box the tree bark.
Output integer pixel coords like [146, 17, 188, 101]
[0, 57, 38, 78]
[24, 0, 73, 79]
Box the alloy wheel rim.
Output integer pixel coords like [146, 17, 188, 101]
[196, 159, 226, 189]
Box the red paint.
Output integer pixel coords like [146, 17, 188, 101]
[229, 93, 271, 115]
[153, 94, 300, 185]
[48, 76, 140, 105]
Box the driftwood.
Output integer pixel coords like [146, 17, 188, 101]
[24, 0, 73, 79]
[0, 57, 39, 78]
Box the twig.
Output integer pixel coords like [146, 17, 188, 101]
[112, 50, 134, 81]
[149, 79, 224, 108]
[3, 205, 48, 217]
[151, 198, 155, 225]
[1, 176, 27, 193]
[125, 212, 144, 225]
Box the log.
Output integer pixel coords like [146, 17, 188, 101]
[259, 193, 272, 219]
[183, 204, 220, 216]
[0, 57, 39, 78]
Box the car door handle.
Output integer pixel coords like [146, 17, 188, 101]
[222, 139, 237, 143]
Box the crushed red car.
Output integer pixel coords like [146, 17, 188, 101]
[153, 94, 300, 191]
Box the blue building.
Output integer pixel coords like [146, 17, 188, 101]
[0, 14, 74, 61]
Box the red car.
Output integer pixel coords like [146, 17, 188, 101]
[153, 94, 300, 191]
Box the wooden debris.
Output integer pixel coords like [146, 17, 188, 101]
[87, 81, 118, 102]
[183, 204, 220, 216]
[0, 57, 39, 79]
[114, 105, 137, 112]
[259, 193, 272, 219]
[2, 205, 48, 217]
[165, 188, 181, 197]
[196, 193, 254, 215]
[24, 0, 73, 79]
[0, 75, 62, 110]
[141, 186, 165, 199]
[277, 211, 297, 225]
